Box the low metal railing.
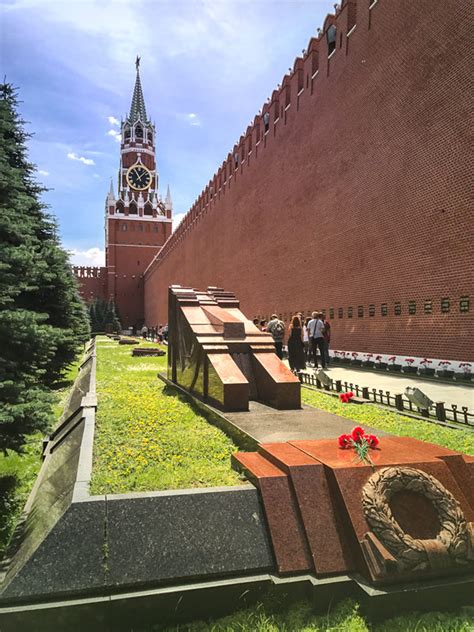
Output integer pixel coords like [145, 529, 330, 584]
[298, 372, 473, 428]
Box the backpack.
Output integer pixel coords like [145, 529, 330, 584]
[272, 320, 285, 337]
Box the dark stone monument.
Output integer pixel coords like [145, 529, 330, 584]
[132, 347, 165, 357]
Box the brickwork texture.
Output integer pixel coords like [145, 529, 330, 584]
[144, 0, 473, 361]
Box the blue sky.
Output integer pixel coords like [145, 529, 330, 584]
[1, 0, 330, 265]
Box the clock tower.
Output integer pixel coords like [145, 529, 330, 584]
[105, 58, 172, 328]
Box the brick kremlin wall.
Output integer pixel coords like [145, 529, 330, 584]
[144, 0, 473, 361]
[73, 266, 107, 303]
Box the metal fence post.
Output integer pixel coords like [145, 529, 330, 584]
[394, 394, 404, 411]
[362, 387, 369, 400]
[435, 402, 446, 422]
[335, 380, 342, 392]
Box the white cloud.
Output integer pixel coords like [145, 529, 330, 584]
[67, 152, 95, 166]
[107, 129, 122, 142]
[68, 247, 105, 267]
[187, 113, 201, 126]
[108, 115, 120, 126]
[38, 169, 49, 176]
[177, 112, 201, 127]
[172, 212, 186, 232]
[93, 173, 101, 179]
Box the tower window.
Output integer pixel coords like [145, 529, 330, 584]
[424, 300, 433, 314]
[135, 124, 143, 140]
[369, 304, 375, 317]
[122, 223, 127, 231]
[408, 300, 416, 315]
[358, 305, 364, 318]
[348, 306, 353, 318]
[124, 127, 131, 141]
[381, 303, 388, 316]
[144, 203, 153, 216]
[441, 298, 450, 313]
[129, 202, 138, 215]
[395, 302, 402, 316]
[338, 307, 343, 319]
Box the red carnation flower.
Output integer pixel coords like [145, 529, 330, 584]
[366, 434, 379, 448]
[351, 426, 365, 442]
[338, 434, 351, 449]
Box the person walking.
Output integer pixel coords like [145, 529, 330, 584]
[287, 315, 306, 373]
[267, 313, 285, 360]
[303, 317, 310, 365]
[307, 311, 326, 368]
[323, 315, 331, 366]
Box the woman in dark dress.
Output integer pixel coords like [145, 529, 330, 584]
[287, 315, 306, 373]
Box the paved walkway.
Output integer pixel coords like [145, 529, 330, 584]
[224, 401, 389, 445]
[294, 364, 474, 410]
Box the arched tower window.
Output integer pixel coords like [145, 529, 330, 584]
[116, 201, 124, 214]
[327, 25, 337, 55]
[144, 203, 153, 216]
[129, 201, 138, 215]
[124, 127, 131, 141]
[135, 124, 143, 140]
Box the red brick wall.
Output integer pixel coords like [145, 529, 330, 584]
[73, 267, 108, 303]
[144, 0, 473, 361]
[108, 217, 171, 328]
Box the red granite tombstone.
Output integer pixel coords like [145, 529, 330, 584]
[167, 285, 300, 411]
[233, 436, 474, 586]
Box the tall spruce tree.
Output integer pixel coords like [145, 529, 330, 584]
[88, 297, 121, 333]
[0, 84, 90, 453]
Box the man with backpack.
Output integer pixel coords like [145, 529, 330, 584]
[307, 311, 326, 368]
[267, 313, 285, 360]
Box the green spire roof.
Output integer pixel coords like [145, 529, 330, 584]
[128, 56, 148, 123]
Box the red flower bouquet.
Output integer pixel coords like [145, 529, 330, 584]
[339, 391, 354, 403]
[338, 426, 380, 466]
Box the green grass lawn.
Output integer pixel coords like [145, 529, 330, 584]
[302, 388, 474, 455]
[0, 352, 84, 556]
[90, 337, 242, 494]
[151, 597, 474, 631]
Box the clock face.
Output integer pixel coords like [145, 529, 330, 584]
[126, 165, 151, 190]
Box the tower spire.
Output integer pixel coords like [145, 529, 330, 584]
[129, 56, 148, 123]
[165, 184, 173, 211]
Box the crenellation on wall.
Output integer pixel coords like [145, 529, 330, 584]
[146, 4, 359, 276]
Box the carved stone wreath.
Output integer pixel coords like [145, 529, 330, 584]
[362, 466, 472, 572]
